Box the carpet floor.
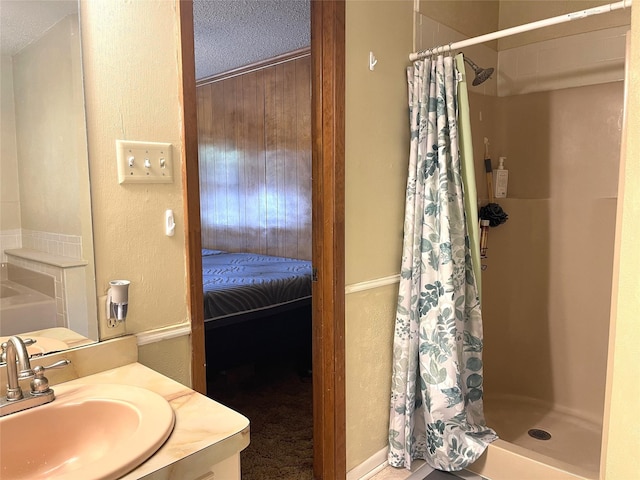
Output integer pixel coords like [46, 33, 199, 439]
[207, 360, 314, 480]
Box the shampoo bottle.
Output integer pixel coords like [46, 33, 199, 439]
[494, 157, 509, 198]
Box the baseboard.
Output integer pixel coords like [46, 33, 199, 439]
[347, 447, 390, 480]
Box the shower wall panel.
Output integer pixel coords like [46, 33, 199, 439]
[476, 81, 623, 424]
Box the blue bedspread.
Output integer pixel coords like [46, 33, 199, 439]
[202, 249, 312, 324]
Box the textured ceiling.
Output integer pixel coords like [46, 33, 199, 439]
[0, 0, 77, 55]
[193, 0, 310, 80]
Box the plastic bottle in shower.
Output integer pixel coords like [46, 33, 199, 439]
[494, 157, 509, 198]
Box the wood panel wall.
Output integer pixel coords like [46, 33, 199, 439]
[196, 52, 312, 260]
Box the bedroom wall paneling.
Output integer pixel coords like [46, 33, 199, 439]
[196, 51, 312, 261]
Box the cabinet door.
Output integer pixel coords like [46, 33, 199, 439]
[193, 453, 240, 480]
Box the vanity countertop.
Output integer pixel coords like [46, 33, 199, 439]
[57, 362, 250, 479]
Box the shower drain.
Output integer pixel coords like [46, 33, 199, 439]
[528, 429, 552, 441]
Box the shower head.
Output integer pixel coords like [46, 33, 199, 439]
[463, 56, 495, 86]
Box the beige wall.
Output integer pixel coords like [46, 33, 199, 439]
[418, 0, 500, 49]
[11, 16, 90, 238]
[138, 335, 192, 383]
[601, 13, 640, 479]
[344, 0, 413, 470]
[0, 55, 20, 232]
[80, 0, 191, 386]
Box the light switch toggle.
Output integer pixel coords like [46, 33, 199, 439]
[116, 140, 173, 184]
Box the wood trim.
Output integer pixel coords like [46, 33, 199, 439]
[177, 0, 207, 395]
[311, 0, 346, 478]
[196, 47, 311, 86]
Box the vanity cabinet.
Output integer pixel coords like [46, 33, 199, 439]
[0, 337, 250, 480]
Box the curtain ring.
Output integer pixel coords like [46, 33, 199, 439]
[448, 42, 454, 57]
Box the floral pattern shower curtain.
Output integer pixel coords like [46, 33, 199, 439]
[388, 55, 496, 471]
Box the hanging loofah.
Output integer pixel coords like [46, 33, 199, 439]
[479, 203, 508, 227]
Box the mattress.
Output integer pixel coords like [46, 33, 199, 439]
[202, 249, 312, 327]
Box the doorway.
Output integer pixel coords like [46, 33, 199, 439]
[177, 1, 346, 478]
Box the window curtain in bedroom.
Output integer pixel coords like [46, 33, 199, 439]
[387, 54, 496, 471]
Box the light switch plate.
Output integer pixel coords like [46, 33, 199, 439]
[116, 140, 173, 184]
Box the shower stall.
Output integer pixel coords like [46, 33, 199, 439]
[411, 3, 630, 479]
[472, 76, 624, 480]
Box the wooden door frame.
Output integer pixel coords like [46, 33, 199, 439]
[311, 1, 346, 478]
[178, 1, 346, 478]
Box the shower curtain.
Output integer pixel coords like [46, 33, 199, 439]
[388, 54, 496, 471]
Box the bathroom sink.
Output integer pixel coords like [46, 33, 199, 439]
[0, 336, 69, 357]
[0, 383, 175, 480]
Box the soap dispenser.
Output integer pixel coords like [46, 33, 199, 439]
[494, 157, 509, 198]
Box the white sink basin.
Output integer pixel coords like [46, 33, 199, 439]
[0, 383, 175, 480]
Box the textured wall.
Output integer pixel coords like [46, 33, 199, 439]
[345, 2, 412, 286]
[138, 335, 192, 386]
[344, 0, 413, 470]
[345, 284, 398, 470]
[602, 18, 640, 478]
[12, 15, 90, 238]
[80, 0, 190, 383]
[0, 55, 19, 232]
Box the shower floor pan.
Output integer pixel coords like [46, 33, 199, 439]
[473, 395, 602, 480]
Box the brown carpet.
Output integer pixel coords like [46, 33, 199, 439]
[207, 360, 314, 480]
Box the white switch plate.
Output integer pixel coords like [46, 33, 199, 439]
[116, 140, 173, 184]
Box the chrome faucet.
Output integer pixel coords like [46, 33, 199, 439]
[1, 336, 70, 417]
[4, 336, 35, 400]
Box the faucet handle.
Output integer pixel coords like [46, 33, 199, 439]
[41, 359, 71, 370]
[30, 359, 71, 395]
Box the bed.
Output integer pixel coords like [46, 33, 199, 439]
[202, 248, 312, 327]
[202, 248, 313, 373]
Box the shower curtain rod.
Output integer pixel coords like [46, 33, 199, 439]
[409, 0, 632, 61]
